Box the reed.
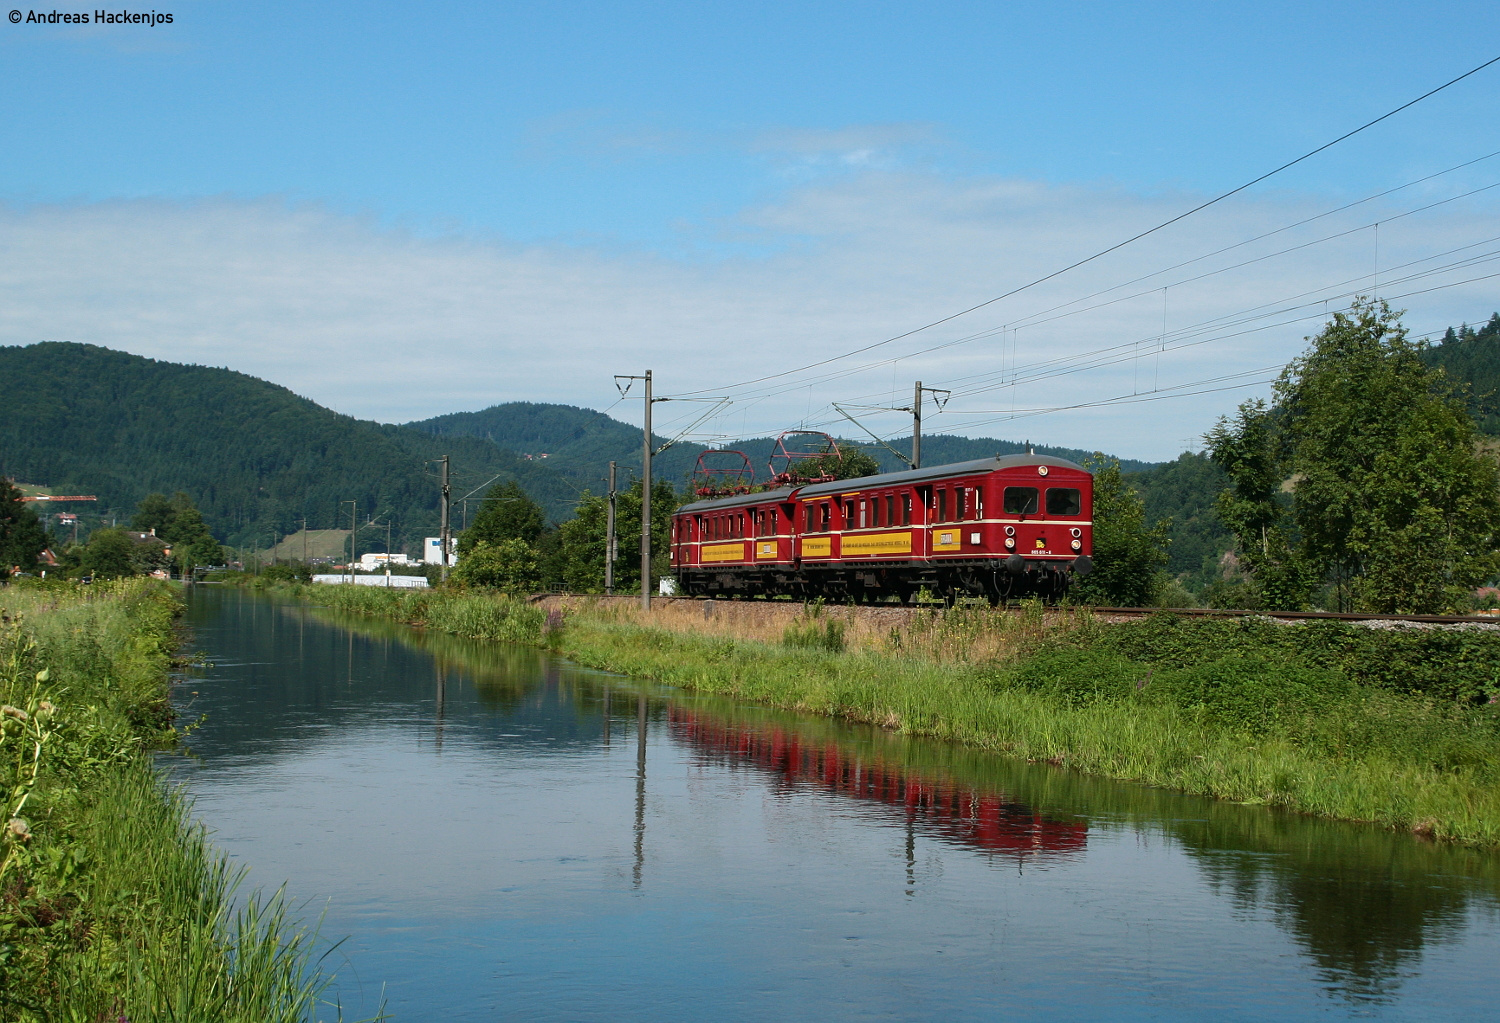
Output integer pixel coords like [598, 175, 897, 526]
[0, 579, 372, 1021]
[322, 586, 1500, 847]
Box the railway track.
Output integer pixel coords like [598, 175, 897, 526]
[531, 593, 1500, 627]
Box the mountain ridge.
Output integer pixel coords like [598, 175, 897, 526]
[0, 342, 582, 551]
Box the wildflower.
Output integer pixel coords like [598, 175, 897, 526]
[36, 701, 56, 719]
[1, 705, 27, 722]
[6, 818, 30, 841]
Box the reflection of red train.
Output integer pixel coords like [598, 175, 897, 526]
[671, 454, 1094, 602]
[669, 708, 1086, 862]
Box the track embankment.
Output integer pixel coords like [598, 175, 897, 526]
[531, 593, 1500, 634]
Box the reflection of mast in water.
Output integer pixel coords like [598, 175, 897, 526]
[346, 628, 354, 687]
[668, 708, 1086, 866]
[601, 686, 610, 746]
[905, 816, 916, 896]
[434, 659, 447, 753]
[633, 693, 647, 888]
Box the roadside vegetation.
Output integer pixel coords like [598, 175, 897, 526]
[317, 584, 1500, 847]
[0, 579, 361, 1021]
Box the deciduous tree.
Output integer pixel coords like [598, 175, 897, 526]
[1071, 456, 1171, 607]
[451, 539, 542, 594]
[0, 480, 47, 575]
[555, 479, 678, 592]
[1209, 300, 1500, 613]
[458, 481, 546, 555]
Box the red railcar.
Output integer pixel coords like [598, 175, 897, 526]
[670, 454, 1093, 602]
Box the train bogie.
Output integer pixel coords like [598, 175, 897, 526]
[671, 454, 1094, 603]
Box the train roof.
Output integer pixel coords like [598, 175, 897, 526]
[675, 454, 1089, 513]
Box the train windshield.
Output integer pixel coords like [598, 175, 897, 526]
[1046, 488, 1081, 516]
[1003, 487, 1039, 515]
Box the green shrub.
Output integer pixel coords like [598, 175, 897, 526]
[782, 602, 846, 652]
[1098, 613, 1500, 703]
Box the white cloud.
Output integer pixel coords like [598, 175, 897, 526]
[1, 168, 1494, 461]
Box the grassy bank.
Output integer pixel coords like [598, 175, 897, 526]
[0, 580, 356, 1021]
[318, 586, 1500, 847]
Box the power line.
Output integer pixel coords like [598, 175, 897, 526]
[682, 53, 1500, 399]
[700, 168, 1500, 416]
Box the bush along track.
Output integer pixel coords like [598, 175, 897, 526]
[0, 579, 366, 1022]
[317, 586, 1500, 848]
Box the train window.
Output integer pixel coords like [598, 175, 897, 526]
[858, 500, 867, 528]
[936, 489, 948, 522]
[843, 500, 854, 527]
[805, 504, 815, 532]
[955, 487, 967, 521]
[901, 493, 911, 525]
[1004, 487, 1039, 515]
[818, 502, 829, 531]
[1046, 488, 1081, 516]
[885, 495, 895, 527]
[972, 487, 984, 520]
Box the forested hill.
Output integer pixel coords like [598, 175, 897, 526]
[0, 343, 580, 550]
[1422, 312, 1500, 435]
[408, 403, 1155, 490]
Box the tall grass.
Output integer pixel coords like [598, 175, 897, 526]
[0, 579, 371, 1021]
[321, 586, 1500, 847]
[315, 584, 545, 645]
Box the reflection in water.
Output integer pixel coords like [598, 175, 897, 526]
[670, 708, 1086, 865]
[1184, 832, 1483, 1004]
[173, 591, 1500, 1020]
[634, 693, 647, 888]
[319, 597, 1500, 998]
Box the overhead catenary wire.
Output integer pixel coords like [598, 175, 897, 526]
[732, 232, 1500, 445]
[677, 54, 1500, 400]
[702, 178, 1500, 418]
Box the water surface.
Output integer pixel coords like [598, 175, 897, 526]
[172, 589, 1500, 1021]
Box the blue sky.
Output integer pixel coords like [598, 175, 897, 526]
[3, 2, 1499, 457]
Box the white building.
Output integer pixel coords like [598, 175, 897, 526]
[358, 552, 416, 571]
[424, 537, 458, 566]
[313, 574, 429, 589]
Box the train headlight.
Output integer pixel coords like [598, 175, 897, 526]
[1070, 527, 1081, 538]
[1071, 539, 1082, 551]
[1004, 525, 1015, 536]
[1004, 537, 1016, 550]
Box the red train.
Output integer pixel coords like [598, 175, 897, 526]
[671, 454, 1094, 602]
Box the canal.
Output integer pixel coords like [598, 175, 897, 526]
[171, 588, 1500, 1021]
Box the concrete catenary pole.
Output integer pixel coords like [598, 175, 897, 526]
[605, 460, 617, 595]
[912, 380, 923, 470]
[440, 455, 451, 583]
[641, 371, 653, 611]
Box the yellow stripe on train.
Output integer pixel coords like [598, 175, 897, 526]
[701, 543, 747, 563]
[840, 532, 913, 556]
